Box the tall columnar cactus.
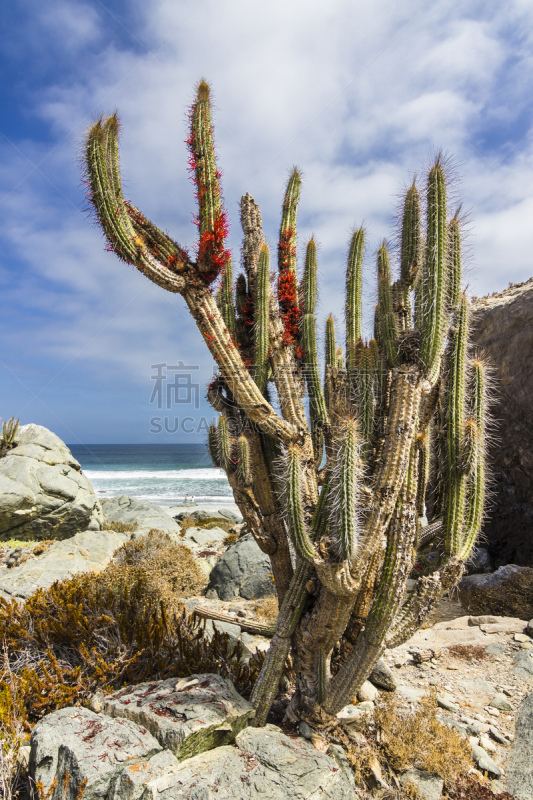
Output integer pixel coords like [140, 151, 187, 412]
[84, 82, 489, 730]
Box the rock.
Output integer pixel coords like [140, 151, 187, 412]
[511, 651, 533, 682]
[471, 745, 502, 778]
[479, 734, 497, 753]
[327, 744, 356, 789]
[0, 424, 103, 541]
[400, 769, 444, 800]
[437, 695, 459, 713]
[170, 506, 242, 524]
[149, 724, 356, 800]
[109, 751, 180, 800]
[369, 657, 398, 690]
[101, 496, 180, 534]
[470, 280, 533, 567]
[28, 706, 162, 800]
[298, 721, 312, 739]
[0, 528, 129, 601]
[489, 693, 513, 712]
[507, 692, 533, 799]
[489, 725, 509, 745]
[485, 643, 507, 655]
[526, 619, 533, 637]
[102, 674, 254, 761]
[458, 565, 533, 618]
[515, 633, 531, 642]
[184, 526, 227, 546]
[355, 701, 374, 713]
[357, 681, 380, 703]
[206, 533, 275, 600]
[466, 547, 493, 574]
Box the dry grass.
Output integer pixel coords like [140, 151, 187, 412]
[371, 691, 471, 789]
[103, 520, 137, 534]
[446, 644, 491, 662]
[250, 596, 279, 624]
[179, 516, 233, 534]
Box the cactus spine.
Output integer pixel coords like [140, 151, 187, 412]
[85, 84, 489, 730]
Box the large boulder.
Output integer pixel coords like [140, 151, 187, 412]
[206, 533, 275, 601]
[149, 724, 356, 800]
[507, 692, 533, 799]
[102, 674, 255, 761]
[29, 706, 163, 800]
[470, 279, 533, 566]
[0, 424, 102, 541]
[458, 565, 533, 619]
[101, 496, 180, 534]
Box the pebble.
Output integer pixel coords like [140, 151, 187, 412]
[487, 707, 500, 717]
[479, 734, 497, 753]
[514, 633, 530, 643]
[437, 695, 459, 713]
[489, 725, 508, 744]
[489, 693, 513, 713]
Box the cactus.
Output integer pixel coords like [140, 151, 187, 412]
[0, 417, 19, 457]
[84, 84, 489, 730]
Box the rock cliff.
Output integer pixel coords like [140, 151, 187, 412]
[470, 279, 533, 566]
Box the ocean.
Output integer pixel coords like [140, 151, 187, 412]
[69, 444, 232, 506]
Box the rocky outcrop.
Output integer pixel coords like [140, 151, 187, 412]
[458, 565, 533, 619]
[0, 424, 103, 540]
[0, 528, 130, 602]
[101, 496, 181, 534]
[29, 676, 355, 800]
[470, 279, 533, 566]
[206, 533, 275, 601]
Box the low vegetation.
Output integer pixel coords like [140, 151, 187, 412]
[0, 531, 264, 745]
[103, 520, 137, 534]
[179, 516, 234, 534]
[0, 418, 18, 459]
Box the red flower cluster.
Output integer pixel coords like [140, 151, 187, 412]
[278, 266, 301, 346]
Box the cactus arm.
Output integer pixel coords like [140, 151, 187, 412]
[459, 358, 487, 558]
[207, 424, 220, 466]
[251, 559, 313, 725]
[419, 158, 448, 376]
[332, 419, 361, 562]
[217, 415, 232, 472]
[300, 239, 328, 462]
[277, 169, 301, 347]
[447, 211, 462, 314]
[254, 245, 271, 393]
[345, 228, 365, 375]
[187, 81, 230, 282]
[286, 446, 316, 561]
[236, 435, 252, 485]
[377, 243, 400, 368]
[85, 119, 187, 293]
[444, 292, 468, 555]
[400, 180, 422, 290]
[218, 258, 236, 337]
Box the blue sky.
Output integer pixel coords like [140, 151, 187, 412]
[1, 0, 532, 444]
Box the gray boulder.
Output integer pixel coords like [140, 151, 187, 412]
[207, 533, 275, 601]
[28, 706, 162, 800]
[0, 528, 130, 601]
[149, 724, 356, 800]
[102, 496, 180, 534]
[458, 564, 533, 619]
[102, 674, 255, 761]
[0, 424, 103, 540]
[400, 769, 444, 800]
[507, 692, 533, 799]
[369, 657, 397, 691]
[170, 505, 242, 524]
